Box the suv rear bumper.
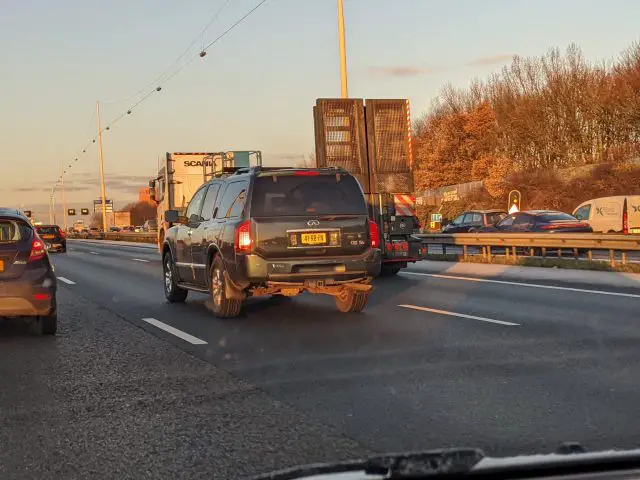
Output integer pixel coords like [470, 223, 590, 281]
[0, 271, 57, 317]
[236, 248, 381, 284]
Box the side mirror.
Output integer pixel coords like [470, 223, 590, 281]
[148, 179, 155, 188]
[165, 210, 184, 224]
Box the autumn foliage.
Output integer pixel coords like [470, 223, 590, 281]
[413, 42, 640, 206]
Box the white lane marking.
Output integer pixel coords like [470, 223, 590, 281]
[132, 258, 150, 263]
[142, 318, 208, 345]
[399, 304, 519, 326]
[89, 251, 100, 255]
[57, 276, 76, 285]
[402, 272, 640, 299]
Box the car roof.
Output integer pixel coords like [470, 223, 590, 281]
[35, 224, 60, 228]
[470, 209, 507, 214]
[0, 208, 28, 219]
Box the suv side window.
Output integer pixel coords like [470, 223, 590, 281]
[200, 183, 221, 221]
[216, 181, 248, 219]
[185, 186, 208, 223]
[513, 214, 533, 230]
[471, 213, 483, 226]
[462, 213, 474, 225]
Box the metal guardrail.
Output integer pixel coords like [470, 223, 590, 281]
[414, 233, 640, 266]
[68, 232, 156, 244]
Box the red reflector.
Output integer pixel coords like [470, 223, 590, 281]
[29, 238, 46, 262]
[234, 221, 252, 253]
[369, 220, 380, 249]
[33, 293, 51, 301]
[623, 211, 629, 234]
[294, 170, 320, 176]
[385, 243, 393, 252]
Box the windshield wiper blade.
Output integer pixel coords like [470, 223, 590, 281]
[245, 448, 484, 480]
[365, 448, 485, 477]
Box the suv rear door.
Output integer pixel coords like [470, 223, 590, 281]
[248, 171, 370, 259]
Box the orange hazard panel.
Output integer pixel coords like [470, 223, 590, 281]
[393, 194, 416, 217]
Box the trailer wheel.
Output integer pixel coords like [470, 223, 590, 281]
[335, 289, 370, 313]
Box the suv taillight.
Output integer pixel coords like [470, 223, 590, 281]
[369, 220, 380, 249]
[234, 221, 252, 254]
[29, 237, 46, 262]
[59, 228, 66, 238]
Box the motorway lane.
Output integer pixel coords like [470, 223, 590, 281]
[0, 289, 367, 479]
[47, 240, 640, 457]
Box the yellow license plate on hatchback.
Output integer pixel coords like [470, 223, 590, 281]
[42, 235, 54, 239]
[0, 259, 4, 272]
[301, 233, 327, 245]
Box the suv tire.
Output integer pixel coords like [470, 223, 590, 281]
[335, 289, 369, 313]
[38, 309, 57, 335]
[380, 265, 400, 276]
[163, 252, 188, 303]
[208, 256, 242, 318]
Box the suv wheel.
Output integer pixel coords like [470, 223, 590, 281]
[208, 256, 242, 318]
[380, 265, 401, 276]
[335, 289, 370, 313]
[38, 309, 57, 335]
[163, 253, 188, 303]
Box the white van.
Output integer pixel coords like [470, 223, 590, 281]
[573, 196, 640, 234]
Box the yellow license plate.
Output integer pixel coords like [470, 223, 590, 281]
[42, 235, 54, 239]
[631, 228, 640, 234]
[301, 233, 327, 245]
[0, 259, 4, 272]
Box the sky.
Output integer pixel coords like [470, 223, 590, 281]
[1, 0, 639, 221]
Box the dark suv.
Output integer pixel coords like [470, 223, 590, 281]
[162, 167, 381, 317]
[0, 209, 57, 334]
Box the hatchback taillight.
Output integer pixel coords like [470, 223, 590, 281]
[59, 228, 66, 238]
[29, 237, 46, 262]
[234, 221, 252, 254]
[369, 220, 380, 249]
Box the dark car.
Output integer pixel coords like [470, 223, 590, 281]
[0, 209, 57, 334]
[162, 167, 381, 318]
[35, 224, 67, 253]
[442, 210, 508, 233]
[478, 210, 593, 233]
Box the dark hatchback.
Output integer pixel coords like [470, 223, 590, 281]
[478, 210, 593, 233]
[0, 209, 57, 334]
[442, 210, 508, 233]
[35, 224, 67, 252]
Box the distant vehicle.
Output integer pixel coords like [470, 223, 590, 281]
[88, 226, 101, 237]
[134, 225, 144, 233]
[108, 226, 121, 232]
[573, 195, 640, 234]
[143, 219, 157, 232]
[442, 210, 508, 233]
[162, 167, 381, 318]
[121, 225, 135, 232]
[34, 225, 66, 253]
[478, 211, 593, 233]
[149, 151, 263, 251]
[0, 208, 57, 335]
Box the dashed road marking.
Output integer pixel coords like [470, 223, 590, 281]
[132, 258, 150, 263]
[57, 276, 76, 285]
[141, 318, 208, 345]
[399, 304, 519, 326]
[89, 251, 100, 255]
[402, 272, 640, 299]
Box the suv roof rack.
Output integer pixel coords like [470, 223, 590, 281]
[230, 166, 347, 176]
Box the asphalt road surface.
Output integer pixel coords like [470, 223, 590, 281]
[2, 239, 640, 479]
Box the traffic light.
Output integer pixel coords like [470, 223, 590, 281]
[81, 208, 89, 215]
[508, 190, 521, 214]
[68, 208, 76, 216]
[24, 210, 32, 218]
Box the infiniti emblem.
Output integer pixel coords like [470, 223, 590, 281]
[307, 220, 320, 227]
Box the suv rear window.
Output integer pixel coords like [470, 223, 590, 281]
[250, 174, 366, 217]
[0, 219, 30, 243]
[36, 226, 59, 235]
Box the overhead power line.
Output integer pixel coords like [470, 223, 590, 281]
[51, 0, 269, 198]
